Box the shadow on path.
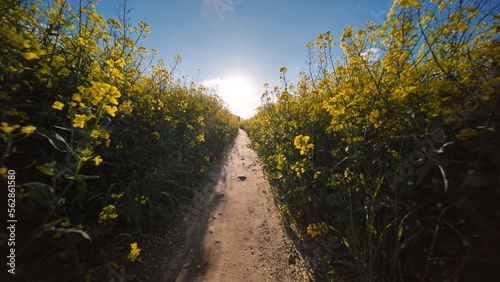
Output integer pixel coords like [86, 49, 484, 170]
[129, 138, 234, 282]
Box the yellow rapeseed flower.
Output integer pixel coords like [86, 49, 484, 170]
[76, 37, 85, 46]
[344, 168, 352, 182]
[307, 222, 330, 238]
[104, 105, 118, 117]
[119, 100, 133, 115]
[98, 204, 118, 223]
[20, 125, 36, 134]
[72, 93, 82, 102]
[196, 134, 205, 142]
[313, 171, 321, 179]
[111, 192, 125, 199]
[22, 52, 39, 60]
[72, 114, 93, 128]
[438, 2, 447, 12]
[456, 128, 476, 140]
[1, 122, 20, 133]
[294, 135, 314, 155]
[94, 156, 103, 166]
[127, 242, 141, 262]
[52, 101, 65, 110]
[61, 220, 71, 227]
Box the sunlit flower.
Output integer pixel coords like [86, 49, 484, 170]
[22, 52, 39, 60]
[438, 2, 447, 12]
[294, 135, 314, 155]
[104, 105, 118, 117]
[76, 37, 86, 46]
[72, 114, 93, 128]
[119, 100, 133, 115]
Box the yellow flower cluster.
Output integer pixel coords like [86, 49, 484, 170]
[0, 122, 36, 135]
[307, 222, 330, 238]
[196, 133, 205, 142]
[135, 195, 148, 205]
[111, 192, 125, 199]
[127, 242, 141, 262]
[344, 168, 352, 182]
[456, 128, 476, 140]
[293, 135, 314, 155]
[52, 101, 64, 110]
[98, 204, 118, 223]
[77, 82, 121, 112]
[119, 100, 134, 115]
[72, 114, 94, 128]
[290, 161, 306, 178]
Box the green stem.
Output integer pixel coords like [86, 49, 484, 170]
[421, 200, 463, 282]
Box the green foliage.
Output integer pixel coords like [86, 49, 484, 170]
[243, 0, 500, 281]
[0, 0, 238, 281]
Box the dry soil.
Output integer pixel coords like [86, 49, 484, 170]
[133, 129, 313, 282]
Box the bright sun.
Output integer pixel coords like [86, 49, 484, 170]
[224, 77, 251, 97]
[219, 76, 255, 118]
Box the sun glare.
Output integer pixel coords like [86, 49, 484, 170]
[203, 75, 258, 119]
[219, 76, 256, 119]
[224, 77, 251, 97]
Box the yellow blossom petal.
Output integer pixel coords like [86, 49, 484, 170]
[52, 101, 65, 110]
[21, 125, 36, 134]
[22, 52, 39, 60]
[94, 156, 103, 166]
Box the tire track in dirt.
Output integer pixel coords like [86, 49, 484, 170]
[150, 129, 312, 282]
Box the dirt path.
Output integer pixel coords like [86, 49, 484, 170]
[139, 129, 312, 282]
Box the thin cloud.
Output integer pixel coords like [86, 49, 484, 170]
[361, 47, 383, 62]
[202, 77, 227, 88]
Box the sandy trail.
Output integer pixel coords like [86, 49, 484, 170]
[148, 129, 311, 282]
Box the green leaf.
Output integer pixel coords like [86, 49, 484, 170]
[359, 172, 366, 186]
[73, 181, 88, 202]
[36, 126, 71, 152]
[327, 193, 337, 206]
[65, 174, 100, 181]
[45, 227, 91, 241]
[397, 224, 403, 241]
[36, 162, 56, 176]
[45, 218, 66, 228]
[342, 237, 350, 248]
[24, 182, 55, 205]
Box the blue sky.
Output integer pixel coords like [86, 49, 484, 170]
[96, 0, 394, 118]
